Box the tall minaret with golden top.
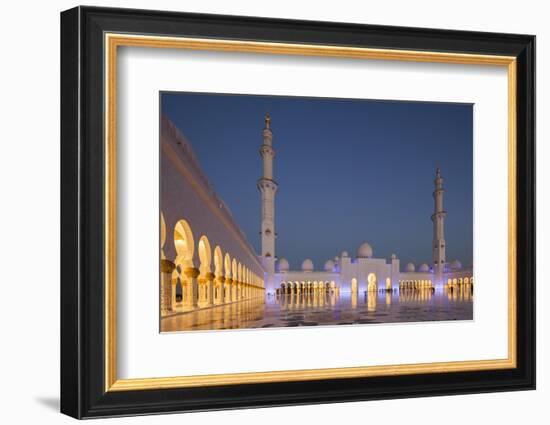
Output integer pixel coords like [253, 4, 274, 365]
[257, 114, 278, 284]
[432, 167, 447, 283]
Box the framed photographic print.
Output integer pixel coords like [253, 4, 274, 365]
[60, 6, 535, 419]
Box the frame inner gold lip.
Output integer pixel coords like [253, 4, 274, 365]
[104, 33, 517, 392]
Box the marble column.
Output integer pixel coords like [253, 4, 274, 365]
[217, 276, 225, 304]
[160, 259, 175, 314]
[171, 280, 178, 311]
[226, 278, 233, 302]
[207, 272, 215, 306]
[184, 267, 200, 309]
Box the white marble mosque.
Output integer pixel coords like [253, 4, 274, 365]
[259, 114, 473, 296]
[159, 113, 473, 332]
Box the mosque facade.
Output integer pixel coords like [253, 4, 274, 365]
[258, 114, 473, 296]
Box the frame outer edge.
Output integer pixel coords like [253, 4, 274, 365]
[521, 36, 536, 389]
[60, 6, 83, 419]
[64, 6, 536, 417]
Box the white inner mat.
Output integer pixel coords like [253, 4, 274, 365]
[116, 46, 509, 379]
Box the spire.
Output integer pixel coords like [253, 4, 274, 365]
[258, 112, 277, 261]
[432, 166, 446, 284]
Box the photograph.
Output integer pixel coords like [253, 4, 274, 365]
[159, 92, 474, 333]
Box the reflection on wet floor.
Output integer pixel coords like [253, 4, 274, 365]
[160, 286, 473, 332]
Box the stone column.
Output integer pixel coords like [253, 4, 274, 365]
[171, 280, 178, 311]
[226, 278, 233, 302]
[160, 259, 175, 314]
[206, 272, 215, 306]
[217, 276, 225, 304]
[198, 277, 206, 306]
[184, 267, 200, 308]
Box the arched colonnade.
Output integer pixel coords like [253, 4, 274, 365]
[160, 214, 265, 315]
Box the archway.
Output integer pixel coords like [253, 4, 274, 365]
[224, 253, 232, 301]
[237, 262, 243, 299]
[160, 212, 167, 259]
[197, 236, 212, 306]
[232, 259, 238, 301]
[174, 219, 194, 268]
[351, 278, 358, 294]
[367, 273, 377, 292]
[213, 246, 223, 304]
[173, 220, 195, 307]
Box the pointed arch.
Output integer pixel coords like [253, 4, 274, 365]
[197, 235, 212, 274]
[174, 219, 195, 268]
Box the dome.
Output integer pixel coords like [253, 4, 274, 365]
[356, 242, 373, 258]
[334, 256, 339, 262]
[301, 258, 314, 272]
[391, 253, 397, 260]
[276, 258, 289, 272]
[405, 262, 416, 272]
[324, 259, 335, 272]
[451, 260, 462, 270]
[340, 250, 349, 258]
[419, 263, 430, 272]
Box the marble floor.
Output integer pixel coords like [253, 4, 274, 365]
[160, 286, 473, 332]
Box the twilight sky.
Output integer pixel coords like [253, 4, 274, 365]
[161, 92, 473, 270]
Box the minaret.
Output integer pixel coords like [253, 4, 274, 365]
[257, 114, 278, 288]
[431, 167, 447, 284]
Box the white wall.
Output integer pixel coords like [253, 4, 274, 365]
[0, 1, 546, 424]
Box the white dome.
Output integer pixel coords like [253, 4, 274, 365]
[391, 253, 397, 260]
[301, 258, 314, 272]
[451, 260, 462, 270]
[276, 258, 289, 272]
[357, 242, 373, 258]
[334, 256, 339, 262]
[340, 250, 349, 257]
[405, 262, 416, 272]
[419, 263, 430, 272]
[324, 260, 335, 272]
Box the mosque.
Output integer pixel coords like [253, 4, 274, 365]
[159, 113, 473, 318]
[258, 114, 473, 296]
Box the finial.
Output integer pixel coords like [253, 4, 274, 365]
[264, 113, 271, 129]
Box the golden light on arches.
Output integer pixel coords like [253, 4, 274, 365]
[368, 273, 377, 292]
[198, 235, 212, 273]
[213, 246, 223, 277]
[232, 258, 238, 279]
[174, 219, 194, 267]
[224, 253, 232, 278]
[160, 212, 167, 250]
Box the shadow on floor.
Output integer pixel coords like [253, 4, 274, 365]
[35, 396, 59, 412]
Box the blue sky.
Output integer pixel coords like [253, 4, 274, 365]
[161, 92, 473, 270]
